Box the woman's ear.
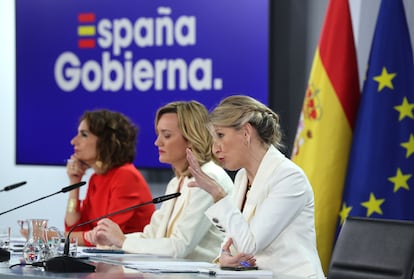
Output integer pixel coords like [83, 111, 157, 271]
[242, 123, 252, 146]
[242, 122, 253, 137]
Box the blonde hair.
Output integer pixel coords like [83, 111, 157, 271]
[155, 101, 212, 177]
[209, 95, 284, 149]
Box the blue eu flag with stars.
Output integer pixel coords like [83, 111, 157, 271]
[339, 0, 414, 225]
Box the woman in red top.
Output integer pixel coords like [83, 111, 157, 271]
[65, 109, 155, 246]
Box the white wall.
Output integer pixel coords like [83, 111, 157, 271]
[0, 0, 74, 235]
[1, 0, 414, 237]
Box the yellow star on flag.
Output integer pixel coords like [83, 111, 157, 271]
[361, 192, 385, 217]
[373, 67, 397, 92]
[338, 202, 352, 224]
[401, 134, 414, 158]
[388, 168, 411, 192]
[394, 97, 414, 121]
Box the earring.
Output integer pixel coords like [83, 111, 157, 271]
[95, 161, 103, 169]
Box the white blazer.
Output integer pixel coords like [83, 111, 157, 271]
[205, 145, 325, 278]
[122, 161, 233, 262]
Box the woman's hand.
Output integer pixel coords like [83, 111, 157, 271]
[66, 155, 89, 183]
[186, 148, 227, 202]
[219, 238, 256, 268]
[90, 218, 126, 248]
[84, 227, 98, 245]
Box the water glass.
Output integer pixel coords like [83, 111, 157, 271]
[0, 227, 10, 250]
[49, 236, 64, 257]
[69, 237, 78, 257]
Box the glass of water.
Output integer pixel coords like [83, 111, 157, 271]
[0, 227, 10, 250]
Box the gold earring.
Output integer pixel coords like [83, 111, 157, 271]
[95, 161, 103, 169]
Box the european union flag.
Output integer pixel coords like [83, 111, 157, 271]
[339, 0, 414, 224]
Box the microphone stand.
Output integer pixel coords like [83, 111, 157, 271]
[43, 192, 181, 273]
[0, 182, 25, 261]
[0, 181, 86, 216]
[0, 182, 87, 263]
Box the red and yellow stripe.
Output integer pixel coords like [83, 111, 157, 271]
[291, 0, 360, 273]
[77, 13, 96, 49]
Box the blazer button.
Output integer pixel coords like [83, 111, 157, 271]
[212, 218, 219, 223]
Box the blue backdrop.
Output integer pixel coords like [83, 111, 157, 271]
[16, 0, 269, 168]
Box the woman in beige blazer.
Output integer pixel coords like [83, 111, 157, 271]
[187, 95, 325, 278]
[85, 101, 233, 262]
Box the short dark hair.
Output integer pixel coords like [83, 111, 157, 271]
[80, 109, 138, 173]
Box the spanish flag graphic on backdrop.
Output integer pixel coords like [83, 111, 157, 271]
[291, 0, 360, 272]
[339, 0, 414, 232]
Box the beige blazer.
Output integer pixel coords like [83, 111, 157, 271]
[205, 146, 325, 278]
[122, 161, 233, 262]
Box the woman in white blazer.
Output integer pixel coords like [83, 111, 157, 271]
[84, 101, 233, 262]
[186, 95, 325, 278]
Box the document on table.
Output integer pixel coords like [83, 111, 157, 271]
[124, 260, 273, 276]
[124, 260, 216, 272]
[209, 267, 273, 277]
[79, 247, 165, 258]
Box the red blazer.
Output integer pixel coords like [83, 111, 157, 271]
[66, 163, 155, 245]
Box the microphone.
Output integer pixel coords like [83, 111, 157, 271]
[43, 192, 181, 273]
[61, 182, 86, 193]
[0, 181, 26, 192]
[0, 181, 86, 263]
[152, 192, 182, 203]
[0, 181, 86, 216]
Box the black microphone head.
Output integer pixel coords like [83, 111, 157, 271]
[61, 181, 87, 193]
[152, 192, 181, 204]
[3, 181, 26, 191]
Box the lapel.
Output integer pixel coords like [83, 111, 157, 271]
[241, 146, 285, 222]
[165, 176, 186, 237]
[235, 175, 249, 210]
[155, 176, 183, 238]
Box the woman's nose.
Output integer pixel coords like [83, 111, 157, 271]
[154, 136, 160, 146]
[70, 135, 77, 145]
[212, 142, 220, 154]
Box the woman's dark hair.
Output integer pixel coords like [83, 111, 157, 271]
[80, 109, 138, 173]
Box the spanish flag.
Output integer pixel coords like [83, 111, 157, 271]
[291, 0, 360, 272]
